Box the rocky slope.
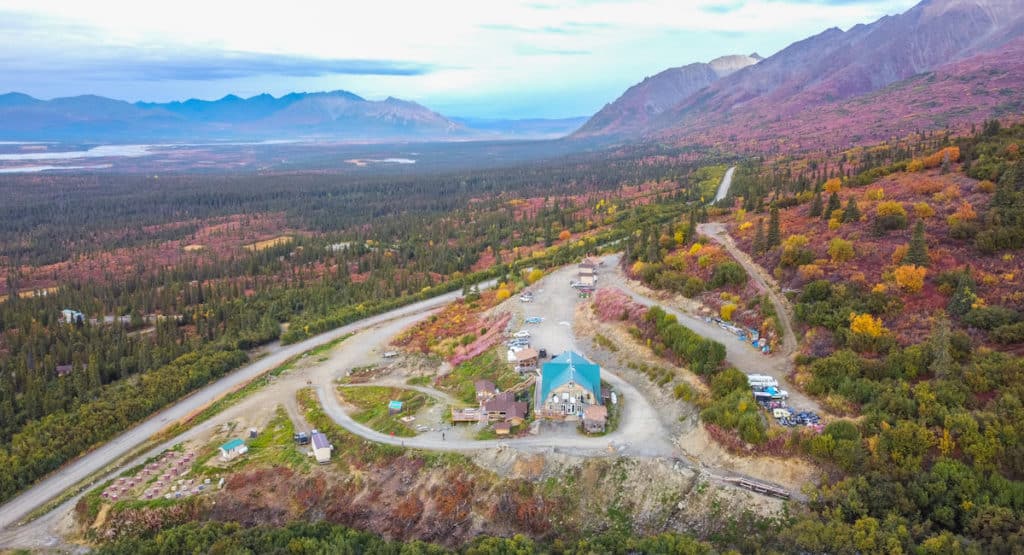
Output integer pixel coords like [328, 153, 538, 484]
[576, 0, 1024, 150]
[575, 54, 760, 137]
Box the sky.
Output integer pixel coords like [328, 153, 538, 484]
[0, 0, 919, 119]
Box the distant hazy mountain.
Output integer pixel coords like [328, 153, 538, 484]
[576, 0, 1024, 147]
[574, 54, 761, 137]
[452, 116, 589, 139]
[0, 91, 580, 142]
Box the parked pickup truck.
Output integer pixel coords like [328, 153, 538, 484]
[754, 388, 789, 401]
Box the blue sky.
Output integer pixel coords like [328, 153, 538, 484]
[0, 0, 918, 119]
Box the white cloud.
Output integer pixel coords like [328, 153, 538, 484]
[0, 0, 919, 117]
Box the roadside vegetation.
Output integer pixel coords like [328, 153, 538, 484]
[0, 148, 723, 504]
[336, 386, 433, 437]
[440, 350, 524, 405]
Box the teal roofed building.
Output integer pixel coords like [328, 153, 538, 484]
[219, 438, 248, 461]
[540, 351, 602, 417]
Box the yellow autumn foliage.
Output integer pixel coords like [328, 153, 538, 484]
[495, 285, 512, 301]
[913, 202, 935, 219]
[866, 187, 885, 201]
[850, 312, 887, 337]
[894, 264, 927, 293]
[876, 201, 907, 218]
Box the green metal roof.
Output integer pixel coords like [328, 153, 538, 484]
[541, 351, 601, 403]
[220, 438, 245, 451]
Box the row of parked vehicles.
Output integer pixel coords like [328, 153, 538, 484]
[747, 373, 788, 401]
[747, 373, 823, 429]
[774, 409, 822, 428]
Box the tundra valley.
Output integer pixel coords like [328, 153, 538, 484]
[2, 1, 1024, 553]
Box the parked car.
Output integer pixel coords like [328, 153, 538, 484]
[525, 316, 543, 324]
[513, 330, 531, 338]
[538, 348, 548, 358]
[519, 293, 534, 302]
[293, 432, 310, 445]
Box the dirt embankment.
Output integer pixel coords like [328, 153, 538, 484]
[91, 448, 783, 547]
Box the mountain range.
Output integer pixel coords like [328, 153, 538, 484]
[0, 91, 581, 142]
[576, 0, 1024, 150]
[2, 0, 1022, 149]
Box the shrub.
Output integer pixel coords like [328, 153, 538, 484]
[913, 202, 935, 219]
[646, 306, 727, 375]
[991, 322, 1024, 344]
[946, 201, 977, 227]
[799, 264, 825, 281]
[850, 312, 886, 337]
[711, 367, 750, 398]
[891, 245, 908, 265]
[907, 159, 925, 172]
[593, 288, 647, 323]
[828, 238, 855, 264]
[866, 187, 886, 201]
[874, 201, 908, 232]
[709, 261, 747, 288]
[922, 146, 961, 169]
[780, 234, 814, 267]
[963, 306, 1020, 330]
[877, 201, 907, 218]
[720, 303, 737, 321]
[495, 285, 512, 301]
[824, 420, 861, 442]
[682, 277, 705, 298]
[824, 177, 843, 193]
[894, 264, 927, 293]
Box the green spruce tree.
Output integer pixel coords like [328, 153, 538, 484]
[905, 219, 930, 267]
[825, 192, 842, 220]
[948, 268, 976, 316]
[808, 192, 823, 218]
[767, 204, 781, 248]
[928, 312, 955, 379]
[752, 218, 766, 255]
[842, 196, 861, 223]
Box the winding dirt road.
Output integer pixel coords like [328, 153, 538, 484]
[0, 283, 494, 548]
[0, 237, 810, 549]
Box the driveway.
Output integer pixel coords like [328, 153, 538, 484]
[600, 252, 820, 413]
[321, 262, 677, 459]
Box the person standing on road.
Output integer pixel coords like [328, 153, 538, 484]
[442, 432, 445, 441]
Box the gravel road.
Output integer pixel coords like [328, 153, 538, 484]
[601, 251, 820, 413]
[713, 166, 736, 203]
[0, 282, 493, 548]
[0, 237, 813, 549]
[320, 262, 676, 459]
